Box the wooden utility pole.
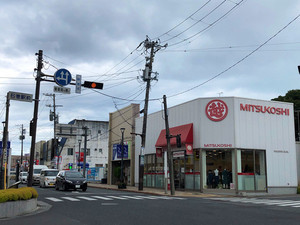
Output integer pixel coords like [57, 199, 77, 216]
[138, 37, 167, 190]
[163, 95, 175, 195]
[0, 93, 10, 189]
[28, 50, 43, 187]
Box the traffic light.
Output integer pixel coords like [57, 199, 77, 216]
[176, 135, 181, 148]
[83, 81, 103, 89]
[69, 163, 73, 170]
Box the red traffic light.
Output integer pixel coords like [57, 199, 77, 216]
[83, 81, 103, 89]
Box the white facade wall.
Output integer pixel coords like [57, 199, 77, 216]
[59, 120, 109, 170]
[135, 97, 297, 193]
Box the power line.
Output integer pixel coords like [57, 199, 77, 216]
[161, 0, 227, 43]
[155, 0, 212, 39]
[167, 0, 245, 47]
[168, 13, 300, 98]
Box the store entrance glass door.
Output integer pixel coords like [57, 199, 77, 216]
[173, 151, 185, 190]
[204, 149, 233, 189]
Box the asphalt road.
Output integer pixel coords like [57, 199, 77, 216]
[1, 184, 300, 225]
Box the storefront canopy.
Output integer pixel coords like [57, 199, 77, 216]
[155, 123, 193, 148]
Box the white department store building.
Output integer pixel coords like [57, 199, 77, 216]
[134, 97, 297, 195]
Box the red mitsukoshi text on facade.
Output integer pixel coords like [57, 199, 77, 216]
[240, 104, 289, 116]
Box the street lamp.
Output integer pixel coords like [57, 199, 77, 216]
[119, 128, 126, 189]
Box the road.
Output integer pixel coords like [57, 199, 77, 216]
[1, 184, 300, 225]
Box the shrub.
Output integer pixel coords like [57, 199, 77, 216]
[0, 187, 38, 203]
[297, 186, 300, 194]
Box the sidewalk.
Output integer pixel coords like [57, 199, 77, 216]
[87, 182, 222, 198]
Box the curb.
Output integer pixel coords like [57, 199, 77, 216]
[0, 198, 37, 219]
[88, 183, 219, 198]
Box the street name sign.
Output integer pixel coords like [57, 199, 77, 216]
[8, 91, 33, 102]
[54, 86, 71, 94]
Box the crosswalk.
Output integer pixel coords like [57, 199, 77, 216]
[208, 197, 300, 208]
[44, 195, 186, 203]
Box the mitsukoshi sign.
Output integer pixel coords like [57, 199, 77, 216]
[206, 99, 228, 121]
[240, 104, 290, 116]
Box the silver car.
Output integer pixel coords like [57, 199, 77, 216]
[39, 169, 59, 188]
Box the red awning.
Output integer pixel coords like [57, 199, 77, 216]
[155, 123, 193, 148]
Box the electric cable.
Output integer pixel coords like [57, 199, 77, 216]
[167, 13, 300, 98]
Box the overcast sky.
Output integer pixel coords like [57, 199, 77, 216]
[0, 0, 299, 156]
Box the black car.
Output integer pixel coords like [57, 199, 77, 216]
[55, 170, 87, 192]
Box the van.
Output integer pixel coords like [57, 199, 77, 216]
[32, 165, 48, 185]
[39, 169, 59, 188]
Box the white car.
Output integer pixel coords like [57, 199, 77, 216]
[39, 169, 59, 188]
[19, 171, 28, 183]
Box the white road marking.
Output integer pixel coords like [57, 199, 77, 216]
[61, 197, 80, 201]
[45, 197, 63, 202]
[77, 196, 97, 201]
[121, 195, 144, 200]
[106, 196, 128, 200]
[91, 196, 114, 200]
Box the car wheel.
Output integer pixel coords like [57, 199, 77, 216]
[82, 188, 87, 192]
[55, 183, 59, 190]
[63, 184, 67, 191]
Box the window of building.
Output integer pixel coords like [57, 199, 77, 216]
[86, 149, 90, 156]
[237, 149, 266, 191]
[67, 148, 73, 155]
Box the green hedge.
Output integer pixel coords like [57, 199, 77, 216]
[0, 187, 38, 203]
[297, 186, 300, 194]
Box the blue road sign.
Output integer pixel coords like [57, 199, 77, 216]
[117, 144, 128, 158]
[54, 68, 72, 86]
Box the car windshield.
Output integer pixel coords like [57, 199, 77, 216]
[21, 172, 28, 176]
[65, 172, 84, 178]
[34, 169, 42, 174]
[44, 171, 59, 176]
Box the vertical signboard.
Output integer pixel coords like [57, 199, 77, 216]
[76, 74, 82, 94]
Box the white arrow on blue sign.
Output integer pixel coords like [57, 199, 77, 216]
[54, 68, 72, 86]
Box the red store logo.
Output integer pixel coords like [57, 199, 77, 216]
[206, 99, 228, 122]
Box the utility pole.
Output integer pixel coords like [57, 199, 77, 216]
[0, 93, 10, 189]
[82, 126, 88, 178]
[138, 37, 167, 191]
[44, 93, 62, 168]
[163, 95, 175, 195]
[28, 50, 43, 187]
[19, 124, 25, 168]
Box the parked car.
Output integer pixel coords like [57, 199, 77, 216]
[55, 170, 87, 192]
[39, 169, 59, 188]
[19, 171, 28, 183]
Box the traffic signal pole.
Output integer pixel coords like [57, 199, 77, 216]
[28, 50, 43, 187]
[163, 95, 175, 195]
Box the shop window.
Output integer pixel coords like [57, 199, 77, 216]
[237, 149, 266, 191]
[185, 154, 194, 190]
[155, 154, 164, 188]
[194, 150, 200, 190]
[255, 150, 267, 191]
